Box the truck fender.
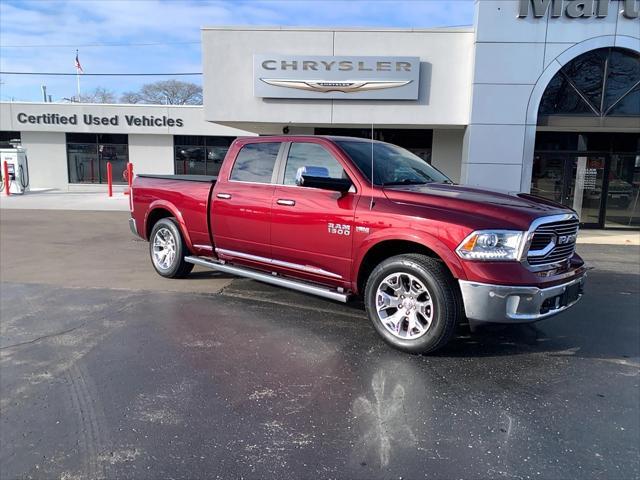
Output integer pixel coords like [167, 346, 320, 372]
[352, 229, 467, 292]
[145, 200, 195, 251]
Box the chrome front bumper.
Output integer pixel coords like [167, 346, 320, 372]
[459, 274, 586, 323]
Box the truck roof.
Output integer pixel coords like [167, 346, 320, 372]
[235, 135, 382, 143]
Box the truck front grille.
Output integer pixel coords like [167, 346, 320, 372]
[527, 218, 579, 267]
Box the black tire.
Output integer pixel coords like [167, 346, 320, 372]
[364, 254, 460, 354]
[149, 217, 194, 278]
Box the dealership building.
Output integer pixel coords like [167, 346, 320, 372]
[1, 0, 638, 228]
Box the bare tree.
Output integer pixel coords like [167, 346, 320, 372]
[77, 87, 117, 103]
[120, 91, 142, 104]
[122, 80, 202, 105]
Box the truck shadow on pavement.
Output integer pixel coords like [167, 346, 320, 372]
[216, 268, 638, 362]
[438, 269, 639, 362]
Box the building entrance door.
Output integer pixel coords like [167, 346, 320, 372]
[532, 152, 606, 227]
[605, 154, 640, 228]
[532, 152, 640, 228]
[565, 154, 606, 227]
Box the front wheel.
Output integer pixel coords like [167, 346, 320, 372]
[364, 254, 460, 354]
[149, 218, 194, 278]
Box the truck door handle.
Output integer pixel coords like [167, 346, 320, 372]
[216, 193, 232, 199]
[277, 199, 296, 206]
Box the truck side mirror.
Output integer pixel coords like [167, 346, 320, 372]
[295, 166, 352, 193]
[295, 166, 329, 185]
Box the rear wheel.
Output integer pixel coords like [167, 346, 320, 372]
[364, 254, 460, 354]
[149, 218, 194, 278]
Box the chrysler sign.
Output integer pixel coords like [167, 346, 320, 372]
[254, 55, 420, 100]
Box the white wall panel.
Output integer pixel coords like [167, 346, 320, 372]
[474, 43, 545, 84]
[470, 84, 533, 125]
[462, 163, 523, 191]
[202, 27, 474, 127]
[331, 30, 473, 126]
[463, 124, 527, 166]
[545, 13, 618, 43]
[128, 135, 174, 175]
[474, 0, 548, 43]
[19, 131, 68, 189]
[202, 29, 334, 125]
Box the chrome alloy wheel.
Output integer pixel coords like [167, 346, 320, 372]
[375, 272, 434, 340]
[152, 227, 177, 270]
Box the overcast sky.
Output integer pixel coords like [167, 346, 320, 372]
[0, 0, 474, 103]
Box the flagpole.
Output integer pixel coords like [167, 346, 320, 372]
[75, 49, 81, 100]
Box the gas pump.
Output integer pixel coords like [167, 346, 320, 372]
[0, 145, 30, 194]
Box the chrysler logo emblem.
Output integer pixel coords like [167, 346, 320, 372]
[260, 78, 413, 93]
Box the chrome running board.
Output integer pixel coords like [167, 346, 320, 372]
[184, 256, 349, 303]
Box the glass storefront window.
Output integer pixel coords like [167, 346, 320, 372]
[174, 135, 235, 176]
[604, 49, 640, 113]
[0, 131, 21, 148]
[538, 75, 596, 116]
[530, 154, 566, 204]
[538, 47, 640, 120]
[175, 146, 206, 175]
[605, 154, 640, 228]
[561, 48, 608, 110]
[66, 134, 128, 184]
[608, 86, 640, 116]
[534, 46, 639, 229]
[531, 133, 640, 228]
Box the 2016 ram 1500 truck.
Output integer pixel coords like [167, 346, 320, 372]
[129, 136, 587, 354]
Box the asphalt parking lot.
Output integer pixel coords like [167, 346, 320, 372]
[1, 209, 639, 480]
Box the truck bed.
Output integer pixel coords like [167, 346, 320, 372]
[131, 174, 216, 250]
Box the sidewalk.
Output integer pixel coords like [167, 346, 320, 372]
[576, 229, 640, 246]
[0, 188, 129, 211]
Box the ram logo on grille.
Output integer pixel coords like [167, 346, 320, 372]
[527, 217, 580, 267]
[557, 234, 577, 245]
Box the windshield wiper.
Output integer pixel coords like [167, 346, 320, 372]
[382, 179, 430, 186]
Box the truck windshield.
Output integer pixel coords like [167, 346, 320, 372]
[336, 140, 452, 186]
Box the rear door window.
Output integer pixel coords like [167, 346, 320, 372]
[230, 142, 281, 183]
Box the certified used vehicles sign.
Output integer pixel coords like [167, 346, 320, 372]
[254, 55, 420, 100]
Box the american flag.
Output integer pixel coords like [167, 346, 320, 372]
[75, 50, 83, 73]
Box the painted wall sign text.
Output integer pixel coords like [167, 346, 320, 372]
[518, 0, 639, 19]
[16, 113, 184, 128]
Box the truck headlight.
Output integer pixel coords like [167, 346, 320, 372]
[456, 230, 524, 261]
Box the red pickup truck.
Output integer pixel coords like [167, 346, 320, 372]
[130, 135, 587, 353]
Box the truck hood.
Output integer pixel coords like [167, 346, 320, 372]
[382, 183, 572, 230]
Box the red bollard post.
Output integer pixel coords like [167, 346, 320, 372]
[106, 162, 113, 197]
[124, 162, 133, 196]
[127, 162, 133, 188]
[3, 161, 10, 197]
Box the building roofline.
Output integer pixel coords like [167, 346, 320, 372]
[201, 25, 474, 33]
[0, 101, 203, 109]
